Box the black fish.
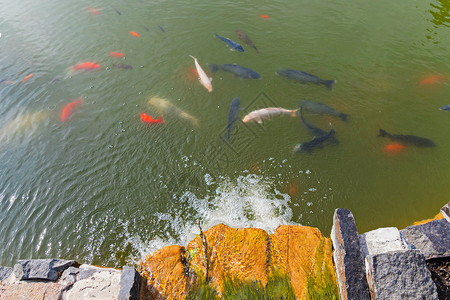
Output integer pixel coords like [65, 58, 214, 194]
[158, 25, 165, 33]
[235, 29, 258, 53]
[112, 63, 132, 69]
[208, 64, 261, 79]
[112, 7, 121, 15]
[214, 34, 244, 52]
[378, 129, 435, 147]
[294, 123, 336, 153]
[299, 106, 338, 143]
[298, 100, 348, 121]
[225, 98, 240, 141]
[440, 105, 450, 111]
[277, 69, 336, 90]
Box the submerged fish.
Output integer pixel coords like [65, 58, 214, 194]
[378, 129, 435, 147]
[225, 98, 240, 141]
[158, 25, 165, 33]
[140, 113, 164, 124]
[277, 69, 336, 90]
[72, 62, 101, 71]
[109, 52, 124, 58]
[299, 106, 338, 143]
[294, 123, 335, 153]
[298, 100, 348, 121]
[112, 63, 132, 69]
[0, 111, 49, 142]
[22, 73, 34, 83]
[259, 15, 270, 19]
[87, 7, 100, 15]
[189, 55, 213, 92]
[112, 7, 121, 15]
[420, 75, 446, 85]
[235, 29, 259, 53]
[129, 31, 140, 37]
[208, 64, 261, 79]
[214, 34, 244, 52]
[384, 143, 406, 153]
[439, 105, 450, 111]
[148, 97, 199, 127]
[243, 107, 297, 124]
[61, 98, 84, 122]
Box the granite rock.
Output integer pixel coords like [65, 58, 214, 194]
[365, 250, 438, 300]
[359, 227, 409, 258]
[400, 219, 450, 259]
[118, 266, 141, 300]
[63, 264, 121, 300]
[330, 208, 370, 300]
[14, 259, 79, 281]
[0, 266, 13, 283]
[441, 201, 450, 223]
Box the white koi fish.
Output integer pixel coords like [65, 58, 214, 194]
[242, 107, 298, 124]
[189, 55, 213, 92]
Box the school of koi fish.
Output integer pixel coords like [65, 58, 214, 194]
[1, 6, 447, 156]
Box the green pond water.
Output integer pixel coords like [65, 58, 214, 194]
[0, 0, 449, 268]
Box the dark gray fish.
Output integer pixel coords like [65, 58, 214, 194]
[225, 98, 240, 141]
[112, 63, 132, 69]
[112, 7, 121, 15]
[208, 64, 261, 79]
[158, 25, 165, 33]
[235, 29, 258, 53]
[214, 34, 244, 52]
[378, 129, 435, 147]
[298, 100, 348, 121]
[299, 106, 338, 143]
[277, 69, 336, 90]
[294, 123, 336, 153]
[439, 105, 450, 111]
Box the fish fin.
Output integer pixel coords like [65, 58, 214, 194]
[291, 109, 299, 117]
[325, 80, 336, 91]
[257, 118, 263, 124]
[339, 113, 349, 122]
[379, 129, 388, 137]
[209, 77, 213, 82]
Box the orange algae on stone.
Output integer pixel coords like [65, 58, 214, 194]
[413, 212, 444, 225]
[139, 245, 191, 300]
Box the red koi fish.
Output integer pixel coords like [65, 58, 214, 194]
[87, 7, 100, 15]
[22, 73, 34, 83]
[109, 52, 125, 58]
[259, 15, 270, 19]
[384, 143, 406, 153]
[288, 182, 298, 196]
[140, 113, 164, 124]
[129, 31, 140, 37]
[72, 62, 101, 71]
[420, 75, 447, 85]
[61, 98, 84, 122]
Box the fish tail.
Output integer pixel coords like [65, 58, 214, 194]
[325, 80, 336, 90]
[189, 55, 196, 61]
[208, 64, 219, 73]
[339, 113, 349, 122]
[254, 46, 259, 53]
[379, 129, 388, 137]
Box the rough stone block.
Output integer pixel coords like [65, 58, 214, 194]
[330, 208, 370, 300]
[359, 227, 409, 258]
[365, 250, 438, 300]
[441, 201, 450, 223]
[14, 259, 79, 281]
[64, 264, 121, 300]
[60, 266, 79, 287]
[118, 266, 141, 300]
[0, 266, 13, 283]
[400, 219, 450, 259]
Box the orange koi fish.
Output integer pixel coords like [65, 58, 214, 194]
[383, 143, 406, 153]
[109, 52, 125, 58]
[420, 75, 447, 85]
[87, 7, 100, 15]
[61, 98, 84, 122]
[140, 113, 164, 124]
[72, 62, 101, 71]
[129, 31, 140, 37]
[22, 73, 34, 83]
[259, 15, 270, 19]
[288, 182, 298, 196]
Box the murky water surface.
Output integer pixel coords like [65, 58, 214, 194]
[0, 0, 449, 267]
